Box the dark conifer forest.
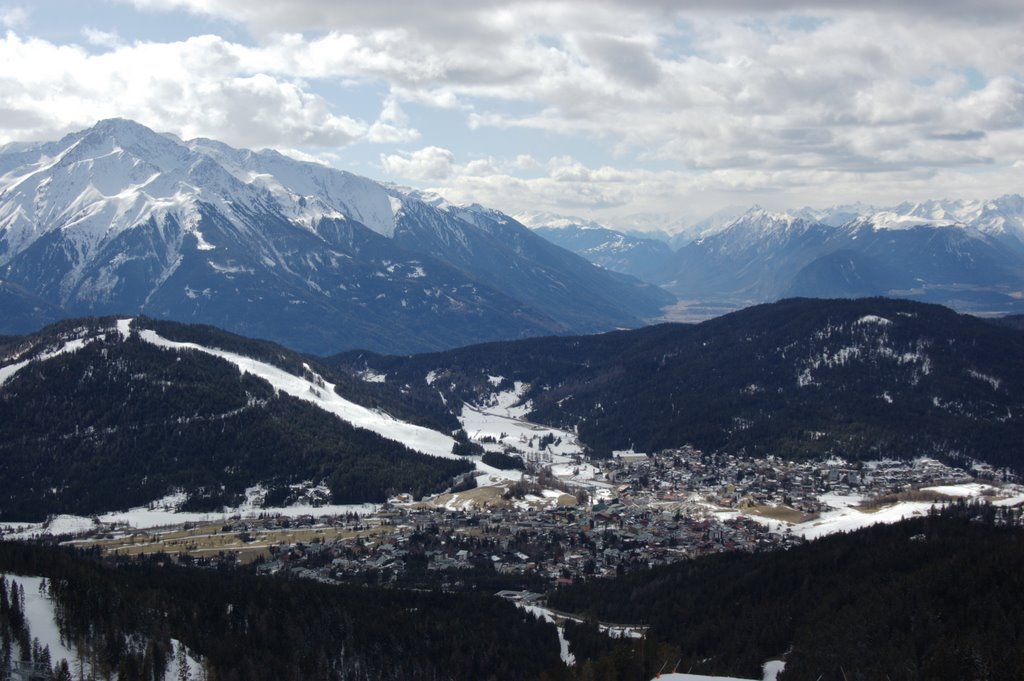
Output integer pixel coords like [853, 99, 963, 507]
[333, 298, 1024, 471]
[0, 321, 471, 521]
[548, 504, 1024, 681]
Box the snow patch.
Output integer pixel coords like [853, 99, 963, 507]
[520, 604, 576, 666]
[0, 336, 95, 387]
[115, 317, 133, 339]
[967, 369, 1002, 391]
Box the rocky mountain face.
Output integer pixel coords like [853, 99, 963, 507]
[0, 119, 671, 354]
[518, 213, 674, 282]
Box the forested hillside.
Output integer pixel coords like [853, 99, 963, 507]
[333, 298, 1024, 471]
[0, 318, 470, 521]
[549, 504, 1024, 681]
[0, 543, 561, 681]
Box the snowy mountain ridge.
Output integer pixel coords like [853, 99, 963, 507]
[0, 119, 670, 353]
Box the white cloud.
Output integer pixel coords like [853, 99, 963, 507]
[0, 33, 366, 148]
[366, 97, 420, 144]
[5, 1, 1023, 220]
[0, 6, 28, 29]
[381, 146, 456, 180]
[82, 27, 123, 49]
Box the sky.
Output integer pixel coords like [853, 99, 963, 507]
[0, 0, 1022, 231]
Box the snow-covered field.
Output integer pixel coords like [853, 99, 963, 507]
[740, 481, 1024, 540]
[1, 489, 380, 538]
[656, 659, 783, 681]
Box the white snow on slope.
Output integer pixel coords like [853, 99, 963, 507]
[656, 673, 756, 681]
[862, 211, 962, 231]
[743, 492, 936, 540]
[520, 604, 576, 666]
[1, 575, 78, 667]
[855, 315, 892, 326]
[0, 336, 92, 387]
[655, 660, 782, 681]
[133, 323, 458, 460]
[460, 404, 584, 459]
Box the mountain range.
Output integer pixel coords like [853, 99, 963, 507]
[0, 119, 671, 354]
[528, 197, 1024, 318]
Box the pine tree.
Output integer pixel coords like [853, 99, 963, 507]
[53, 660, 73, 681]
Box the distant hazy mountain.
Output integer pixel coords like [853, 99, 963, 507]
[0, 119, 671, 354]
[517, 212, 673, 282]
[656, 199, 1024, 316]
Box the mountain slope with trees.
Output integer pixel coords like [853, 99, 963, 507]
[0, 317, 470, 521]
[332, 297, 1024, 472]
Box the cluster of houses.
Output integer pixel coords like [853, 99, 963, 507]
[603, 446, 976, 513]
[254, 498, 800, 587]
[249, 449, 988, 587]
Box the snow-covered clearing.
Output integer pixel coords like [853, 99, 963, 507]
[520, 604, 576, 666]
[656, 660, 783, 681]
[134, 323, 458, 460]
[744, 492, 935, 540]
[461, 403, 583, 458]
[654, 673, 755, 681]
[0, 336, 93, 387]
[1, 574, 204, 681]
[2, 489, 379, 537]
[2, 574, 78, 666]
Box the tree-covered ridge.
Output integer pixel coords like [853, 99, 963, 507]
[0, 543, 562, 681]
[0, 326, 470, 521]
[549, 504, 1024, 681]
[135, 317, 459, 434]
[332, 298, 1024, 471]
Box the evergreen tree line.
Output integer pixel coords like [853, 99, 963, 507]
[547, 502, 1024, 681]
[0, 544, 562, 681]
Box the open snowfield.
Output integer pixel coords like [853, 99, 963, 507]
[656, 659, 783, 681]
[738, 492, 934, 540]
[1, 489, 379, 538]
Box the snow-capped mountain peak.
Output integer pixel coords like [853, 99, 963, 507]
[0, 119, 670, 354]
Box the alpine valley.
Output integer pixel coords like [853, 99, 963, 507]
[0, 119, 671, 354]
[5, 121, 1024, 681]
[4, 300, 1024, 681]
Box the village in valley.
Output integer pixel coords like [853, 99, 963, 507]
[16, 442, 1021, 594]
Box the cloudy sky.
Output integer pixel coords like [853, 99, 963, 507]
[1, 0, 1022, 230]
